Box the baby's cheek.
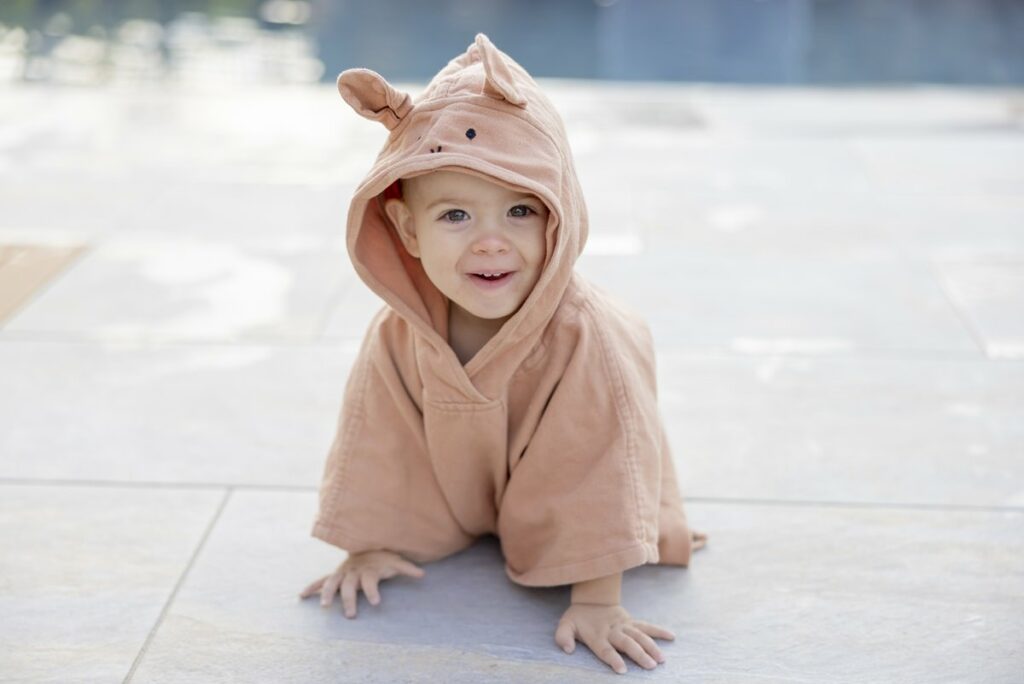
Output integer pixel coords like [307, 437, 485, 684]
[420, 245, 459, 282]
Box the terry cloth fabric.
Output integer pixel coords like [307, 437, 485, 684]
[312, 33, 706, 587]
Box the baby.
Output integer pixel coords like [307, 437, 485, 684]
[299, 33, 706, 675]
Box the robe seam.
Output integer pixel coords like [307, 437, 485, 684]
[512, 286, 583, 381]
[442, 71, 459, 97]
[580, 298, 646, 549]
[425, 399, 504, 412]
[511, 336, 549, 378]
[325, 335, 373, 522]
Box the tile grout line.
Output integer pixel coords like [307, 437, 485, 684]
[924, 257, 993, 359]
[122, 486, 234, 684]
[685, 495, 1024, 514]
[0, 477, 318, 492]
[0, 477, 1020, 515]
[862, 172, 995, 363]
[1, 330, 1020, 363]
[0, 330, 362, 350]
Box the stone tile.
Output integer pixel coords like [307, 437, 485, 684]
[0, 339, 354, 485]
[115, 181, 354, 245]
[686, 87, 1020, 139]
[320, 279, 389, 341]
[131, 491, 1024, 683]
[4, 79, 1022, 683]
[620, 187, 1024, 270]
[577, 138, 876, 196]
[0, 484, 223, 683]
[2, 234, 349, 343]
[134, 631, 600, 684]
[576, 252, 981, 356]
[879, 194, 1024, 261]
[854, 135, 1024, 196]
[127, 489, 645, 682]
[657, 353, 1024, 507]
[610, 172, 1023, 261]
[933, 259, 1024, 359]
[673, 503, 1024, 684]
[0, 177, 143, 238]
[576, 163, 648, 247]
[550, 84, 1020, 143]
[622, 186, 899, 260]
[0, 86, 374, 185]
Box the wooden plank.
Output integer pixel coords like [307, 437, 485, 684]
[0, 244, 87, 325]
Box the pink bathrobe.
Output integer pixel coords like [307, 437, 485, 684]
[312, 33, 705, 588]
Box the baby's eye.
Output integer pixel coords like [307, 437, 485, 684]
[441, 209, 469, 222]
[509, 205, 535, 218]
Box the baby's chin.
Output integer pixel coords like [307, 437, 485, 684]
[448, 296, 523, 323]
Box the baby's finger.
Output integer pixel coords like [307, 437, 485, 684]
[592, 640, 627, 675]
[341, 572, 360, 618]
[320, 572, 343, 607]
[299, 575, 327, 599]
[624, 625, 665, 663]
[611, 631, 657, 670]
[361, 571, 381, 606]
[554, 619, 576, 654]
[632, 620, 676, 641]
[394, 559, 426, 578]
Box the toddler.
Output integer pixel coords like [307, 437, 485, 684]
[299, 33, 706, 675]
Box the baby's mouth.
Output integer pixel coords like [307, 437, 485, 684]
[470, 272, 512, 282]
[467, 270, 517, 290]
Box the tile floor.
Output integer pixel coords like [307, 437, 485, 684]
[1, 81, 1022, 682]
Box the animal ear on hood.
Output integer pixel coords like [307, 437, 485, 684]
[472, 33, 527, 107]
[337, 68, 413, 130]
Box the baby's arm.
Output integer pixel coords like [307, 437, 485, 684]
[299, 550, 425, 618]
[555, 572, 675, 675]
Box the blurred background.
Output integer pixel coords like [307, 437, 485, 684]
[1, 0, 1022, 86]
[2, 2, 1022, 683]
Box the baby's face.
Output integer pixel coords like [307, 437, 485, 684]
[383, 170, 549, 321]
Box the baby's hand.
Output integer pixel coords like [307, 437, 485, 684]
[298, 550, 425, 619]
[554, 602, 674, 675]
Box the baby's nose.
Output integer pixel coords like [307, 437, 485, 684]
[472, 236, 510, 254]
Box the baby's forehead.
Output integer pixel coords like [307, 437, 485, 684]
[402, 169, 537, 202]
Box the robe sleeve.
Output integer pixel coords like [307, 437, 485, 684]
[311, 311, 475, 563]
[497, 299, 680, 587]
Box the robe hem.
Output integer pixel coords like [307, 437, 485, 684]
[503, 541, 659, 588]
[311, 520, 379, 551]
[311, 519, 475, 565]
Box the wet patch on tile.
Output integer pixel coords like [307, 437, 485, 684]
[3, 236, 348, 343]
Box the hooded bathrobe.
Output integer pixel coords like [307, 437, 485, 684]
[312, 33, 705, 588]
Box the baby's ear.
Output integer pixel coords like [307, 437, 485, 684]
[472, 33, 527, 107]
[382, 197, 419, 258]
[337, 68, 413, 130]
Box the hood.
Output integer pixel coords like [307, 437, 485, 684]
[336, 33, 588, 376]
